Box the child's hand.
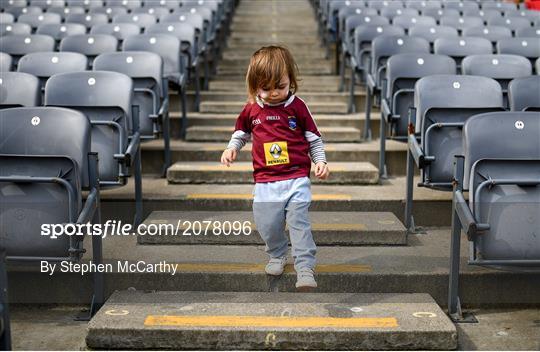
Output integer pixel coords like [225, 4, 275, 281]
[314, 162, 330, 180]
[221, 148, 237, 167]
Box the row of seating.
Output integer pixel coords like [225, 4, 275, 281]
[0, 0, 237, 322]
[312, 0, 540, 322]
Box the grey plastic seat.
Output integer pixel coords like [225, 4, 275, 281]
[65, 13, 109, 29]
[536, 57, 540, 73]
[338, 7, 378, 43]
[448, 111, 540, 322]
[364, 35, 430, 139]
[17, 51, 87, 90]
[462, 54, 532, 106]
[0, 106, 103, 315]
[132, 6, 171, 18]
[94, 51, 171, 174]
[497, 37, 540, 68]
[113, 13, 157, 28]
[380, 7, 419, 20]
[17, 13, 61, 30]
[106, 0, 142, 9]
[36, 23, 86, 41]
[434, 37, 493, 68]
[28, 0, 65, 8]
[367, 0, 404, 12]
[482, 1, 517, 12]
[327, 0, 367, 42]
[0, 34, 54, 65]
[488, 16, 532, 33]
[440, 15, 484, 31]
[143, 0, 180, 10]
[421, 7, 459, 21]
[503, 9, 540, 20]
[0, 0, 27, 9]
[379, 54, 457, 178]
[465, 8, 504, 22]
[408, 24, 458, 44]
[46, 6, 85, 20]
[59, 34, 118, 66]
[44, 70, 144, 225]
[404, 74, 504, 230]
[89, 6, 128, 18]
[515, 27, 540, 38]
[392, 15, 436, 31]
[90, 23, 141, 43]
[0, 13, 15, 23]
[0, 52, 12, 71]
[406, 0, 442, 12]
[463, 25, 512, 44]
[0, 71, 40, 107]
[0, 23, 32, 36]
[508, 76, 540, 111]
[4, 6, 42, 18]
[444, 1, 479, 14]
[348, 24, 404, 113]
[66, 0, 104, 9]
[145, 22, 201, 112]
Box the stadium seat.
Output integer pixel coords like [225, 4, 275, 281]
[421, 8, 460, 21]
[0, 23, 32, 36]
[17, 13, 61, 30]
[106, 0, 142, 10]
[94, 51, 172, 175]
[65, 13, 109, 30]
[0, 245, 11, 351]
[0, 13, 15, 23]
[515, 26, 540, 37]
[463, 25, 512, 46]
[448, 111, 540, 322]
[0, 0, 27, 9]
[0, 72, 40, 107]
[488, 16, 533, 33]
[145, 22, 201, 112]
[0, 106, 104, 315]
[122, 34, 188, 138]
[36, 23, 86, 44]
[0, 34, 54, 65]
[408, 24, 458, 45]
[440, 15, 484, 32]
[465, 8, 504, 22]
[17, 51, 88, 91]
[66, 0, 104, 9]
[143, 0, 180, 10]
[434, 37, 493, 68]
[59, 34, 118, 66]
[29, 0, 65, 8]
[348, 24, 404, 114]
[0, 52, 12, 71]
[4, 6, 42, 18]
[44, 71, 144, 226]
[364, 35, 430, 140]
[132, 6, 171, 18]
[381, 8, 420, 20]
[113, 13, 157, 29]
[536, 57, 540, 73]
[461, 54, 532, 106]
[508, 76, 540, 111]
[89, 6, 129, 18]
[406, 0, 442, 12]
[482, 1, 517, 12]
[379, 53, 456, 178]
[46, 6, 85, 20]
[392, 15, 437, 31]
[404, 74, 505, 231]
[367, 0, 403, 12]
[497, 38, 540, 69]
[444, 1, 479, 14]
[90, 23, 141, 45]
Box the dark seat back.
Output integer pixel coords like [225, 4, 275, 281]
[508, 76, 540, 111]
[0, 71, 40, 108]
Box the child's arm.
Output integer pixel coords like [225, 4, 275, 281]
[221, 104, 252, 167]
[297, 98, 330, 179]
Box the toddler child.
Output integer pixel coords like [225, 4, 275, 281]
[220, 45, 329, 290]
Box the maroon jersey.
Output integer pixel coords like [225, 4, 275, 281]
[233, 95, 322, 183]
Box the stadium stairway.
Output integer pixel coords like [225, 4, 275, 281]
[7, 0, 540, 350]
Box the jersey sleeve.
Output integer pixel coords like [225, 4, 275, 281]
[227, 103, 252, 151]
[295, 97, 322, 142]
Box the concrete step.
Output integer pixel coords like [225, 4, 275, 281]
[185, 126, 361, 142]
[141, 139, 409, 177]
[227, 38, 321, 46]
[139, 211, 406, 245]
[230, 24, 319, 33]
[9, 229, 540, 307]
[86, 291, 457, 350]
[222, 47, 327, 58]
[166, 161, 379, 184]
[208, 77, 345, 92]
[217, 65, 333, 75]
[225, 43, 324, 53]
[194, 91, 361, 104]
[220, 57, 333, 68]
[221, 50, 328, 60]
[200, 101, 349, 114]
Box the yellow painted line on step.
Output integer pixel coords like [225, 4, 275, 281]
[170, 263, 371, 273]
[186, 194, 353, 201]
[144, 315, 397, 328]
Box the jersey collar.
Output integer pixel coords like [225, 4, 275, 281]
[256, 92, 295, 108]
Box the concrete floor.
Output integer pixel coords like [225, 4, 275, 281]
[9, 305, 540, 350]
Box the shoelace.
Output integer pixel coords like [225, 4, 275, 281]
[269, 257, 286, 265]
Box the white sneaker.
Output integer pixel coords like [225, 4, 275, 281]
[295, 268, 317, 291]
[265, 256, 287, 276]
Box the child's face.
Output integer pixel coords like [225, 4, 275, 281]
[257, 75, 290, 104]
